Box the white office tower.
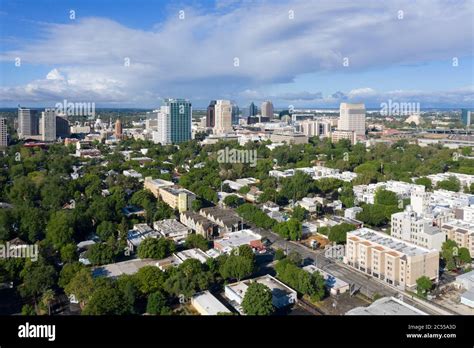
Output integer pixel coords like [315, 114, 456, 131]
[214, 100, 233, 135]
[18, 108, 38, 139]
[0, 118, 7, 148]
[154, 107, 171, 145]
[410, 189, 430, 216]
[261, 101, 274, 118]
[40, 108, 57, 141]
[338, 103, 366, 137]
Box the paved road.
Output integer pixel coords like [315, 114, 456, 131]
[251, 225, 448, 315]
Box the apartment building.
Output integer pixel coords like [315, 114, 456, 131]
[180, 211, 218, 239]
[353, 181, 425, 205]
[391, 208, 446, 250]
[144, 177, 195, 212]
[331, 129, 356, 145]
[160, 186, 196, 213]
[441, 220, 474, 256]
[454, 206, 474, 223]
[345, 228, 439, 290]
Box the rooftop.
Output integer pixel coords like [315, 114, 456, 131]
[346, 297, 428, 315]
[191, 291, 231, 315]
[348, 228, 434, 256]
[92, 258, 160, 278]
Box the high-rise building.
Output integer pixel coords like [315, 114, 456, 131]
[156, 99, 192, 144]
[297, 119, 331, 138]
[338, 103, 366, 137]
[0, 118, 7, 148]
[261, 101, 274, 118]
[115, 119, 123, 139]
[56, 116, 70, 139]
[206, 100, 216, 128]
[461, 109, 472, 126]
[249, 102, 258, 117]
[40, 109, 57, 141]
[214, 100, 233, 135]
[18, 108, 39, 139]
[231, 102, 240, 125]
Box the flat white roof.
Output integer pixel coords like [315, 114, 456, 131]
[346, 297, 428, 315]
[303, 265, 349, 290]
[214, 229, 261, 250]
[348, 228, 433, 256]
[92, 258, 160, 278]
[192, 291, 231, 315]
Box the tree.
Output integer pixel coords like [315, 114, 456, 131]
[60, 243, 77, 263]
[328, 223, 356, 244]
[292, 206, 308, 222]
[135, 266, 166, 295]
[458, 248, 471, 265]
[82, 284, 131, 315]
[19, 260, 57, 300]
[146, 291, 171, 315]
[223, 194, 244, 208]
[164, 259, 213, 297]
[137, 238, 175, 259]
[436, 176, 461, 192]
[356, 204, 388, 227]
[416, 276, 432, 298]
[274, 249, 286, 261]
[414, 177, 432, 190]
[59, 262, 84, 289]
[219, 255, 254, 281]
[65, 268, 94, 305]
[241, 282, 274, 315]
[374, 188, 398, 206]
[86, 243, 116, 265]
[45, 211, 75, 249]
[184, 234, 210, 251]
[96, 221, 116, 242]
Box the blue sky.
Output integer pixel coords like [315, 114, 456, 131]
[0, 0, 473, 108]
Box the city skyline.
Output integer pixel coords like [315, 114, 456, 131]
[0, 0, 473, 108]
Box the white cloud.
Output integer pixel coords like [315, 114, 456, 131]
[0, 0, 473, 106]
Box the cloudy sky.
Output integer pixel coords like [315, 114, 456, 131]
[0, 0, 473, 108]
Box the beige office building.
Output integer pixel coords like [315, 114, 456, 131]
[214, 100, 233, 135]
[345, 228, 439, 290]
[261, 101, 274, 118]
[331, 129, 356, 145]
[338, 103, 366, 137]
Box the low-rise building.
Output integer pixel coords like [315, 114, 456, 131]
[191, 291, 232, 315]
[153, 219, 189, 244]
[303, 265, 349, 296]
[426, 173, 474, 190]
[353, 181, 425, 205]
[126, 224, 160, 252]
[346, 296, 428, 315]
[180, 211, 218, 239]
[213, 229, 263, 254]
[92, 258, 161, 278]
[345, 207, 363, 220]
[345, 228, 439, 290]
[454, 206, 474, 223]
[441, 220, 474, 256]
[224, 275, 297, 314]
[200, 207, 242, 233]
